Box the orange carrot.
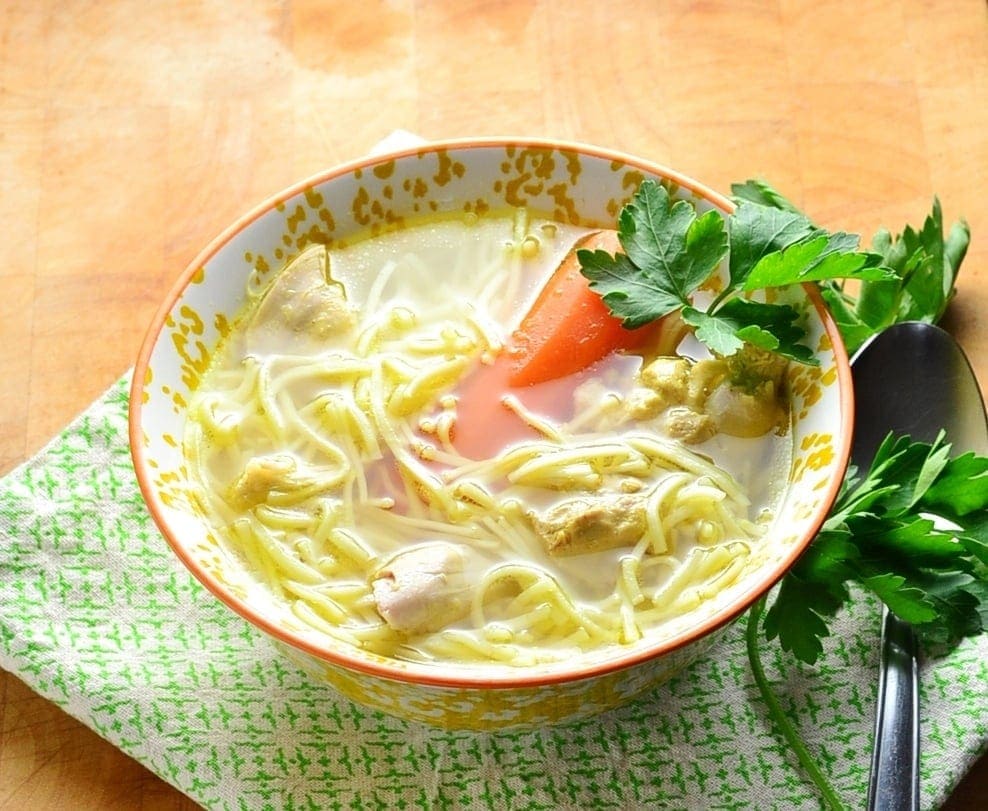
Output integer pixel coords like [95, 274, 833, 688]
[506, 230, 657, 386]
[451, 230, 666, 459]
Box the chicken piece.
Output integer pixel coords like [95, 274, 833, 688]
[371, 542, 471, 634]
[246, 244, 357, 353]
[625, 386, 666, 420]
[663, 406, 717, 444]
[726, 343, 789, 393]
[638, 357, 691, 406]
[229, 454, 300, 508]
[227, 453, 340, 508]
[635, 355, 730, 419]
[627, 356, 698, 421]
[707, 344, 788, 436]
[705, 380, 784, 437]
[532, 493, 647, 557]
[686, 359, 728, 408]
[632, 344, 788, 440]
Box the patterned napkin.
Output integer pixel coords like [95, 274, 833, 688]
[1, 374, 986, 810]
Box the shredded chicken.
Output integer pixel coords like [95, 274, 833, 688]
[639, 356, 691, 403]
[227, 453, 343, 508]
[531, 493, 647, 556]
[633, 344, 789, 442]
[371, 542, 471, 634]
[246, 243, 357, 353]
[704, 380, 783, 437]
[229, 455, 300, 508]
[662, 406, 717, 444]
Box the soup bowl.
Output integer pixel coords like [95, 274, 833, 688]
[130, 137, 853, 730]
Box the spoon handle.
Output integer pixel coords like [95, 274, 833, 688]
[867, 608, 920, 811]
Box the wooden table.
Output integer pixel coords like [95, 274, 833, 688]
[1, 1, 985, 807]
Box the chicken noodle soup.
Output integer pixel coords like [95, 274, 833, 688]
[184, 209, 792, 667]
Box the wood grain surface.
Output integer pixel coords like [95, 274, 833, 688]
[1, 0, 985, 808]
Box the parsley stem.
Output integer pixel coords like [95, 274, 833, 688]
[708, 286, 736, 312]
[745, 597, 848, 811]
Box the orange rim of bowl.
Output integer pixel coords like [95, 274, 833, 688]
[129, 136, 854, 690]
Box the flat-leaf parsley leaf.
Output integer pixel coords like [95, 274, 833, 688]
[578, 179, 893, 364]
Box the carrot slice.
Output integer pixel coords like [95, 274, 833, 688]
[507, 230, 657, 386]
[451, 230, 666, 459]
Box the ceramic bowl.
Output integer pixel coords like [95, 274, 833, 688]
[130, 138, 853, 730]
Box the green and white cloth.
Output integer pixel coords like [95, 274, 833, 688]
[1, 374, 986, 809]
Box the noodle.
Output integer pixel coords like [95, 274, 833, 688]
[184, 210, 790, 667]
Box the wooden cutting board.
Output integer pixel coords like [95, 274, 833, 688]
[1, 1, 986, 808]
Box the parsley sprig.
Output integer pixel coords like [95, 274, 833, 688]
[767, 431, 988, 665]
[746, 430, 988, 810]
[730, 180, 984, 661]
[734, 178, 971, 355]
[577, 179, 893, 364]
